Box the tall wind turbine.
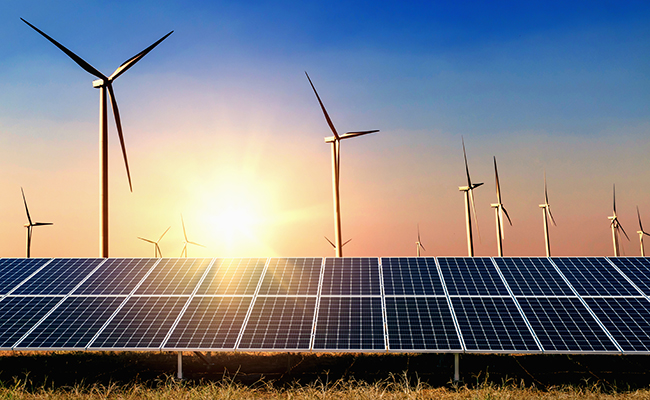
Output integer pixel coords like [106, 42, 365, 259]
[21, 187, 53, 258]
[458, 138, 483, 257]
[138, 226, 170, 258]
[637, 206, 650, 257]
[306, 72, 379, 257]
[22, 18, 173, 258]
[491, 157, 512, 257]
[180, 215, 204, 258]
[609, 184, 629, 257]
[539, 171, 557, 257]
[416, 224, 426, 257]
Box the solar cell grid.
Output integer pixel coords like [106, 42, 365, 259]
[258, 258, 322, 295]
[74, 258, 159, 295]
[494, 258, 573, 296]
[0, 258, 51, 295]
[584, 297, 650, 353]
[321, 258, 380, 295]
[552, 258, 639, 297]
[135, 258, 212, 295]
[197, 258, 266, 295]
[12, 259, 103, 295]
[0, 296, 61, 349]
[313, 297, 385, 350]
[438, 257, 508, 296]
[381, 258, 444, 296]
[608, 258, 650, 297]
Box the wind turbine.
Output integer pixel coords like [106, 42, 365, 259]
[416, 224, 426, 257]
[325, 236, 352, 251]
[637, 206, 650, 257]
[539, 171, 557, 257]
[608, 184, 629, 257]
[21, 187, 53, 258]
[306, 72, 379, 257]
[22, 18, 173, 258]
[490, 157, 512, 257]
[180, 215, 204, 258]
[138, 226, 171, 258]
[458, 138, 483, 257]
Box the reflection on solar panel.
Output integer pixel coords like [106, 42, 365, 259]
[494, 257, 573, 296]
[552, 258, 639, 297]
[135, 258, 213, 295]
[321, 258, 380, 295]
[164, 296, 251, 350]
[258, 258, 321, 295]
[438, 258, 508, 296]
[584, 297, 650, 352]
[608, 258, 650, 296]
[0, 259, 51, 295]
[313, 297, 384, 350]
[0, 296, 61, 349]
[74, 259, 159, 295]
[238, 296, 316, 350]
[382, 258, 444, 295]
[13, 259, 103, 295]
[518, 297, 618, 352]
[385, 297, 461, 351]
[197, 258, 266, 295]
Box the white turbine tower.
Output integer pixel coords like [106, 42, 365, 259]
[416, 224, 426, 257]
[458, 138, 483, 257]
[23, 18, 173, 258]
[180, 215, 204, 258]
[608, 184, 629, 257]
[637, 206, 650, 257]
[306, 72, 378, 257]
[138, 226, 170, 258]
[21, 187, 53, 258]
[539, 171, 557, 257]
[490, 157, 512, 257]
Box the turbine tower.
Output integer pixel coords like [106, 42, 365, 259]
[306, 72, 378, 257]
[180, 215, 204, 257]
[608, 184, 629, 257]
[21, 187, 53, 258]
[637, 206, 650, 257]
[490, 157, 512, 257]
[539, 171, 557, 257]
[138, 226, 170, 258]
[416, 224, 426, 257]
[458, 138, 483, 257]
[22, 18, 173, 258]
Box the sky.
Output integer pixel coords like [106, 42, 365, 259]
[0, 1, 649, 258]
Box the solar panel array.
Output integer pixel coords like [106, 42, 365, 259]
[1, 257, 650, 354]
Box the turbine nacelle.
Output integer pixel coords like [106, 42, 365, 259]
[92, 79, 105, 88]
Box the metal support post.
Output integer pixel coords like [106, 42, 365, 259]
[454, 353, 460, 382]
[177, 351, 183, 380]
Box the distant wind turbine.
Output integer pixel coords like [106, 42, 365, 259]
[539, 171, 557, 257]
[138, 226, 171, 258]
[608, 184, 629, 257]
[458, 138, 483, 257]
[325, 236, 352, 251]
[637, 206, 650, 257]
[306, 72, 379, 257]
[22, 18, 173, 258]
[21, 187, 53, 258]
[180, 215, 204, 257]
[490, 157, 512, 257]
[416, 224, 426, 257]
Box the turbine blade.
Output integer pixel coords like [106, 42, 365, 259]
[109, 31, 174, 81]
[158, 226, 171, 242]
[494, 156, 501, 204]
[33, 222, 53, 226]
[502, 206, 513, 226]
[324, 236, 336, 248]
[420, 242, 426, 251]
[340, 130, 379, 140]
[155, 243, 163, 258]
[181, 214, 188, 242]
[638, 206, 644, 233]
[21, 18, 106, 80]
[342, 238, 352, 247]
[544, 170, 549, 204]
[138, 237, 156, 244]
[305, 72, 339, 139]
[462, 137, 471, 187]
[613, 184, 617, 215]
[548, 206, 557, 226]
[619, 219, 630, 241]
[106, 83, 132, 192]
[469, 188, 481, 242]
[473, 182, 485, 189]
[21, 187, 33, 225]
[188, 241, 205, 248]
[417, 224, 421, 243]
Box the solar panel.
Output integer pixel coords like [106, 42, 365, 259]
[238, 296, 316, 350]
[584, 297, 650, 353]
[14, 296, 125, 349]
[0, 259, 51, 295]
[552, 258, 640, 297]
[385, 296, 461, 351]
[321, 258, 380, 295]
[135, 258, 213, 295]
[381, 257, 445, 296]
[73, 258, 159, 295]
[517, 297, 619, 352]
[607, 258, 650, 297]
[197, 258, 266, 295]
[88, 296, 188, 349]
[451, 297, 539, 352]
[163, 296, 251, 350]
[313, 297, 385, 350]
[494, 257, 573, 296]
[258, 258, 322, 295]
[438, 257, 509, 296]
[12, 259, 104, 295]
[0, 296, 61, 349]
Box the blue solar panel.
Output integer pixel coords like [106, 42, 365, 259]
[164, 296, 251, 350]
[135, 258, 213, 295]
[494, 257, 573, 296]
[197, 258, 266, 295]
[313, 297, 385, 350]
[382, 258, 445, 296]
[0, 296, 61, 349]
[385, 297, 461, 351]
[15, 296, 125, 349]
[451, 297, 539, 352]
[518, 297, 618, 352]
[552, 258, 640, 297]
[73, 258, 158, 295]
[321, 258, 380, 295]
[608, 258, 650, 296]
[0, 259, 51, 295]
[12, 259, 103, 295]
[238, 296, 316, 350]
[584, 297, 650, 353]
[438, 258, 509, 296]
[258, 258, 322, 295]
